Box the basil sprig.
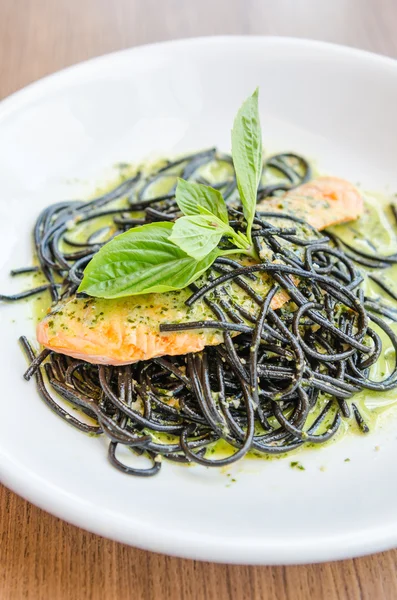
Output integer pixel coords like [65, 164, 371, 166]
[170, 179, 253, 260]
[174, 178, 229, 223]
[78, 222, 218, 297]
[231, 87, 262, 242]
[79, 89, 263, 299]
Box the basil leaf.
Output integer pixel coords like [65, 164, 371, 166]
[231, 88, 263, 239]
[175, 179, 229, 224]
[78, 222, 217, 298]
[169, 215, 228, 260]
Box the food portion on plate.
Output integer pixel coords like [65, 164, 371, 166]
[3, 89, 397, 476]
[35, 176, 363, 365]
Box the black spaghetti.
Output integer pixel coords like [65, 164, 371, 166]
[3, 150, 397, 476]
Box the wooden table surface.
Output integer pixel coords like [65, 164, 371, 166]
[1, 1, 397, 598]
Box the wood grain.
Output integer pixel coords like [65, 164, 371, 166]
[1, 1, 397, 598]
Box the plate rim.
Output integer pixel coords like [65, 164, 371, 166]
[1, 35, 397, 565]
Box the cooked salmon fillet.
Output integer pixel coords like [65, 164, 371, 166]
[37, 176, 363, 365]
[37, 270, 283, 365]
[259, 176, 363, 229]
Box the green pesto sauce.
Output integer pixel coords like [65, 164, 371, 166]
[30, 159, 397, 463]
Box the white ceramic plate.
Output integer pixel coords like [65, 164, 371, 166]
[1, 36, 397, 565]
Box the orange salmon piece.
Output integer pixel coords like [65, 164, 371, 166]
[37, 278, 276, 365]
[258, 176, 363, 229]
